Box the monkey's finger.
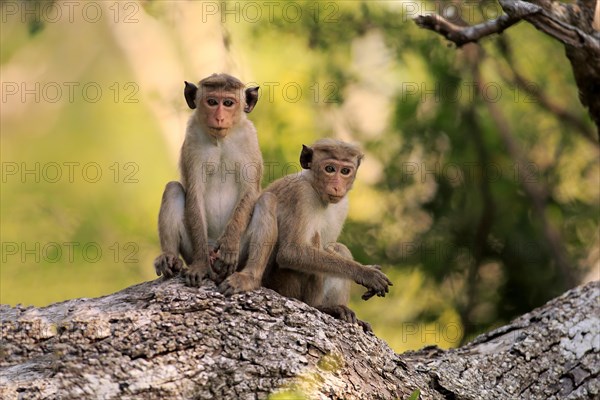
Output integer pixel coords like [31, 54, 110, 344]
[208, 262, 221, 282]
[187, 273, 195, 287]
[218, 282, 234, 296]
[339, 308, 349, 322]
[375, 270, 392, 284]
[226, 262, 237, 277]
[348, 311, 357, 325]
[361, 290, 376, 300]
[359, 320, 373, 333]
[189, 272, 200, 287]
[221, 251, 239, 269]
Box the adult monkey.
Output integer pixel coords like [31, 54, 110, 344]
[154, 73, 263, 286]
[219, 139, 393, 331]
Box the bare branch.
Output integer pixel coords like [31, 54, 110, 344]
[501, 1, 600, 51]
[414, 1, 600, 52]
[414, 13, 521, 47]
[415, 0, 600, 138]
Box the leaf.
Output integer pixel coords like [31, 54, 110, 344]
[407, 389, 421, 400]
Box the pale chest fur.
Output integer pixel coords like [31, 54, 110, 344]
[183, 121, 261, 240]
[310, 197, 350, 306]
[308, 197, 349, 248]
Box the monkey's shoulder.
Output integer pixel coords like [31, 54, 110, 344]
[265, 173, 314, 203]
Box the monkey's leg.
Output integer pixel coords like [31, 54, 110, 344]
[154, 181, 190, 278]
[318, 243, 373, 332]
[219, 193, 278, 295]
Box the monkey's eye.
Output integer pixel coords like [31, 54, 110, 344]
[340, 167, 351, 176]
[324, 165, 336, 173]
[207, 98, 218, 106]
[223, 99, 234, 107]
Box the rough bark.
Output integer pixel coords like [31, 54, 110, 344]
[415, 0, 600, 138]
[1, 278, 598, 399]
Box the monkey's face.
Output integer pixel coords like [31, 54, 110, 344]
[313, 159, 358, 204]
[198, 90, 242, 138]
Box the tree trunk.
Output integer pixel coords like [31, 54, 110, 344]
[1, 278, 598, 399]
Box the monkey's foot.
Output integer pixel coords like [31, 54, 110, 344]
[183, 261, 211, 287]
[317, 305, 373, 333]
[357, 319, 373, 333]
[218, 272, 259, 296]
[154, 253, 183, 278]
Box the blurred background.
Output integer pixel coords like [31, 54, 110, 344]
[1, 0, 598, 352]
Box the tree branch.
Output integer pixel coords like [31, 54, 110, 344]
[1, 278, 598, 398]
[414, 1, 600, 52]
[415, 0, 600, 137]
[414, 13, 521, 47]
[499, 0, 600, 51]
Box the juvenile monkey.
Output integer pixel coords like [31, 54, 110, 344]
[154, 73, 263, 286]
[219, 139, 392, 331]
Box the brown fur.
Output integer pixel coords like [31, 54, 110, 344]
[219, 139, 392, 331]
[154, 74, 262, 286]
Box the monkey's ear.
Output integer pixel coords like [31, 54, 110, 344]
[184, 81, 198, 109]
[244, 86, 259, 113]
[356, 154, 364, 168]
[300, 145, 313, 169]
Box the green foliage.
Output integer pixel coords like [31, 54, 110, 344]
[407, 389, 421, 400]
[268, 390, 308, 400]
[240, 1, 597, 344]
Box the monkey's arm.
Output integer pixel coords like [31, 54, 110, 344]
[214, 187, 260, 276]
[276, 244, 392, 297]
[181, 168, 212, 286]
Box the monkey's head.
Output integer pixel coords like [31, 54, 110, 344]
[184, 73, 259, 139]
[300, 139, 364, 204]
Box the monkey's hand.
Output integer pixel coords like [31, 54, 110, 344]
[218, 272, 260, 296]
[213, 237, 240, 280]
[154, 252, 183, 278]
[183, 260, 211, 287]
[356, 265, 393, 300]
